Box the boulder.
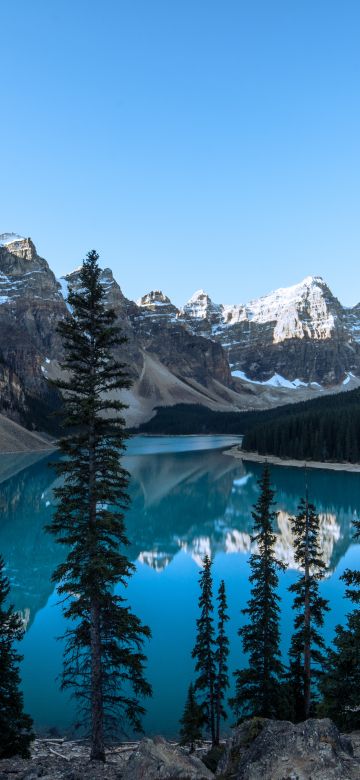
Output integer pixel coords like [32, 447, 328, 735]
[216, 717, 359, 780]
[121, 735, 214, 779]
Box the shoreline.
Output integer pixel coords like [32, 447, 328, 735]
[224, 446, 360, 473]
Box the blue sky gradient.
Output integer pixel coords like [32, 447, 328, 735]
[2, 0, 360, 306]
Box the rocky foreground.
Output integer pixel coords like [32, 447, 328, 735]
[1, 718, 360, 780]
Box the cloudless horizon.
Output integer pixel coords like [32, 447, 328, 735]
[2, 0, 360, 306]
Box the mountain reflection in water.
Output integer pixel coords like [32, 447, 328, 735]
[0, 437, 358, 735]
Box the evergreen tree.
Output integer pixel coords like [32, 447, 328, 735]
[192, 555, 216, 744]
[47, 251, 151, 761]
[287, 492, 329, 720]
[319, 512, 360, 729]
[231, 465, 286, 720]
[342, 510, 360, 605]
[0, 556, 34, 758]
[179, 683, 203, 752]
[214, 580, 229, 744]
[319, 612, 360, 731]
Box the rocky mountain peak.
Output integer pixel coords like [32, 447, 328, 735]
[136, 290, 179, 318]
[182, 289, 222, 324]
[0, 233, 25, 246]
[137, 290, 173, 307]
[0, 235, 44, 269]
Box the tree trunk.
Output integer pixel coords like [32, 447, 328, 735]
[90, 599, 105, 761]
[215, 651, 222, 745]
[89, 330, 105, 761]
[207, 633, 216, 745]
[304, 498, 311, 720]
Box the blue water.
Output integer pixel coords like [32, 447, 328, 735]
[0, 436, 358, 737]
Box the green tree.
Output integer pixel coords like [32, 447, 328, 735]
[214, 579, 229, 744]
[287, 493, 329, 720]
[192, 555, 216, 744]
[179, 683, 203, 752]
[320, 512, 360, 730]
[0, 556, 34, 758]
[231, 464, 286, 720]
[47, 251, 151, 761]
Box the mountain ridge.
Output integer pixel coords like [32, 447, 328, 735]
[1, 232, 360, 433]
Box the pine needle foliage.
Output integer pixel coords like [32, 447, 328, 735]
[179, 683, 203, 752]
[192, 555, 216, 744]
[47, 251, 151, 761]
[342, 511, 360, 604]
[320, 510, 360, 730]
[214, 580, 229, 744]
[231, 464, 286, 721]
[287, 493, 329, 720]
[0, 556, 34, 758]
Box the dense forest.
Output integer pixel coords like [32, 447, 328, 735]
[242, 388, 360, 462]
[132, 403, 257, 435]
[134, 390, 360, 463]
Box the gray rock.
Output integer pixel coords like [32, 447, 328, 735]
[216, 717, 360, 779]
[121, 736, 214, 779]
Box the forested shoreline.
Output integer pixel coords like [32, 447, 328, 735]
[135, 391, 360, 464]
[242, 389, 360, 462]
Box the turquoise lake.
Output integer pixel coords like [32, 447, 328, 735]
[0, 435, 359, 738]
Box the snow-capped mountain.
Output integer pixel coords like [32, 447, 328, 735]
[0, 236, 234, 429]
[136, 290, 179, 319]
[0, 233, 26, 247]
[178, 276, 355, 385]
[182, 289, 222, 325]
[1, 231, 360, 433]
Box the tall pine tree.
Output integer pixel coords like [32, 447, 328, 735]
[320, 512, 360, 729]
[231, 464, 286, 720]
[192, 555, 216, 744]
[214, 580, 229, 744]
[47, 251, 151, 761]
[0, 556, 34, 758]
[287, 492, 329, 720]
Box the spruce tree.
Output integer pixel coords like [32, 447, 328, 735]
[342, 510, 360, 605]
[0, 556, 34, 758]
[179, 683, 203, 752]
[192, 555, 216, 744]
[319, 512, 360, 729]
[287, 493, 329, 720]
[214, 580, 229, 744]
[47, 251, 151, 761]
[231, 464, 286, 720]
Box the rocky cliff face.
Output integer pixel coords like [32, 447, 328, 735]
[0, 237, 235, 429]
[179, 277, 360, 386]
[63, 268, 233, 424]
[2, 232, 360, 431]
[0, 234, 67, 424]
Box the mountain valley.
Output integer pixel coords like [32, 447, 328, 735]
[1, 232, 360, 432]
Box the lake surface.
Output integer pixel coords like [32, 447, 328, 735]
[0, 435, 359, 738]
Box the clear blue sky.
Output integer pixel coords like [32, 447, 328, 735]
[2, 0, 360, 306]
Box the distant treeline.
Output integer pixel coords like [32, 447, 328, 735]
[135, 404, 237, 435]
[242, 388, 360, 463]
[131, 403, 264, 435]
[134, 390, 360, 463]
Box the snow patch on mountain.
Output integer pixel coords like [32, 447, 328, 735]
[137, 290, 173, 307]
[222, 276, 337, 342]
[0, 233, 25, 246]
[57, 277, 72, 312]
[182, 276, 338, 344]
[183, 289, 222, 322]
[232, 369, 323, 390]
